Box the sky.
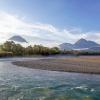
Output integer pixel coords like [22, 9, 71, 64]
[0, 0, 100, 46]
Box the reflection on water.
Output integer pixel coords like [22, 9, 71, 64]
[0, 57, 100, 100]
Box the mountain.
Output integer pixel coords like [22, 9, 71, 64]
[59, 38, 100, 50]
[8, 35, 27, 43]
[59, 43, 73, 50]
[74, 38, 99, 49]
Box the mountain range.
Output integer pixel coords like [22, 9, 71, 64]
[8, 35, 100, 51]
[59, 38, 100, 50]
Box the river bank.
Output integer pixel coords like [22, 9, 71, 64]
[1, 58, 100, 99]
[12, 56, 100, 74]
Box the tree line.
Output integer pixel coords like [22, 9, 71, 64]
[0, 41, 100, 57]
[0, 41, 61, 56]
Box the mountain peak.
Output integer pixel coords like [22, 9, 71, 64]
[76, 38, 87, 43]
[9, 35, 27, 43]
[74, 38, 99, 49]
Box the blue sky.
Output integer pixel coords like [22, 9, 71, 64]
[0, 0, 100, 46]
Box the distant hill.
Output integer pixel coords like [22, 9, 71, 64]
[74, 38, 99, 49]
[8, 35, 27, 43]
[59, 38, 100, 50]
[59, 43, 73, 50]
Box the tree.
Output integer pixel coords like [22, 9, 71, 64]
[1, 41, 25, 56]
[50, 47, 60, 54]
[1, 41, 15, 52]
[25, 46, 34, 55]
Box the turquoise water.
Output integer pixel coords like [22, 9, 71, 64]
[0, 57, 100, 100]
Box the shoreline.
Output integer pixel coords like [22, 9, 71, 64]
[12, 56, 100, 74]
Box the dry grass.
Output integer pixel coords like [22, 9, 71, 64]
[60, 56, 100, 63]
[13, 56, 100, 74]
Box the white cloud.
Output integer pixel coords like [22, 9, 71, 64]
[0, 11, 100, 46]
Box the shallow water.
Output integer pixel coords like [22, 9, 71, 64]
[0, 57, 100, 100]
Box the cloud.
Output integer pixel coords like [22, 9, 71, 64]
[85, 32, 100, 43]
[0, 11, 100, 46]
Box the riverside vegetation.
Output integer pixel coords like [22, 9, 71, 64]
[0, 41, 100, 57]
[0, 41, 61, 57]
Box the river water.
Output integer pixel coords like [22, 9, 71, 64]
[0, 57, 100, 100]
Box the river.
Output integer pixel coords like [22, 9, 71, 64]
[0, 57, 100, 100]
